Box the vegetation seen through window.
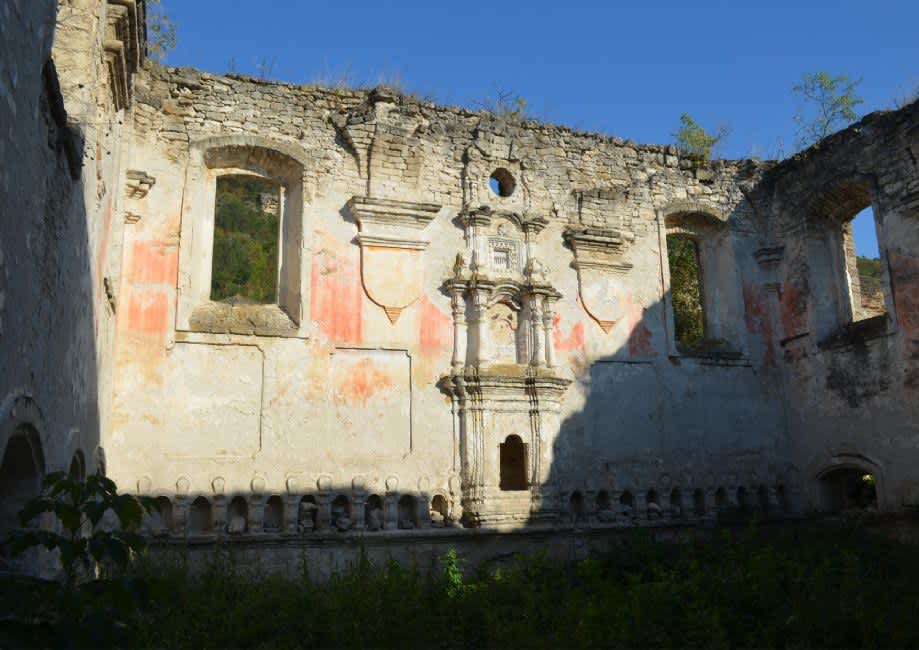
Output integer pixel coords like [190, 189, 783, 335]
[211, 175, 280, 304]
[667, 235, 705, 350]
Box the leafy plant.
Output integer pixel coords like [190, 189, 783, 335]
[2, 472, 155, 647]
[475, 88, 529, 121]
[793, 71, 863, 149]
[673, 114, 728, 166]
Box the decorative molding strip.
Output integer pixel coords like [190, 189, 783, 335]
[125, 169, 156, 199]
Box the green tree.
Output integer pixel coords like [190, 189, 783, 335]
[146, 0, 176, 63]
[673, 114, 728, 167]
[793, 72, 863, 149]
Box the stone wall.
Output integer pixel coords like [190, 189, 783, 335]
[2, 0, 918, 565]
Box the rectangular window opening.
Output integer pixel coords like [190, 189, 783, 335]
[210, 175, 281, 304]
[667, 234, 705, 351]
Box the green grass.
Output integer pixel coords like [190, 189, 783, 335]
[6, 526, 919, 648]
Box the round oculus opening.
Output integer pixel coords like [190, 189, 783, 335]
[488, 168, 516, 197]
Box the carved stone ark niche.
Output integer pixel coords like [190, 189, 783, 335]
[347, 196, 441, 324]
[564, 227, 636, 333]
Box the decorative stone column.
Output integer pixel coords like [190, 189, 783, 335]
[529, 294, 545, 367]
[543, 296, 557, 368]
[316, 475, 332, 532]
[384, 476, 399, 530]
[450, 286, 467, 370]
[472, 287, 492, 365]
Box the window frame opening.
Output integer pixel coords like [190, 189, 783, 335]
[210, 173, 284, 306]
[666, 234, 707, 351]
[819, 467, 878, 513]
[499, 434, 528, 491]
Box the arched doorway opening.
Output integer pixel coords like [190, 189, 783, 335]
[499, 435, 527, 491]
[819, 467, 878, 513]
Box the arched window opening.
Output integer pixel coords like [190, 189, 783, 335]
[810, 180, 888, 335]
[714, 487, 727, 511]
[693, 489, 706, 517]
[619, 491, 635, 517]
[669, 489, 683, 518]
[499, 435, 528, 491]
[298, 495, 317, 533]
[151, 497, 173, 536]
[365, 494, 384, 531]
[398, 495, 418, 529]
[263, 495, 284, 532]
[569, 491, 585, 522]
[331, 495, 352, 531]
[819, 468, 878, 513]
[188, 497, 212, 535]
[667, 234, 705, 350]
[430, 494, 448, 527]
[211, 175, 281, 304]
[0, 428, 44, 564]
[227, 496, 248, 534]
[68, 450, 85, 481]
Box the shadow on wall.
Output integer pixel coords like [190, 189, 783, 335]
[0, 57, 103, 572]
[525, 283, 794, 529]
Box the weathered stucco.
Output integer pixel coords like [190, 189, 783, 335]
[2, 0, 919, 563]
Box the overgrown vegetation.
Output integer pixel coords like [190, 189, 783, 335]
[793, 72, 863, 150]
[210, 175, 280, 304]
[668, 235, 705, 350]
[672, 114, 728, 167]
[2, 472, 154, 647]
[5, 475, 919, 648]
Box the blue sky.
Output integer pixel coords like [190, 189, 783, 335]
[160, 0, 918, 258]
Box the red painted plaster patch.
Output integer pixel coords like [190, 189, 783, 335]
[419, 294, 452, 353]
[553, 313, 585, 353]
[625, 297, 655, 357]
[337, 358, 393, 406]
[779, 284, 807, 339]
[743, 284, 776, 367]
[890, 251, 919, 336]
[128, 240, 178, 285]
[311, 231, 362, 344]
[126, 290, 169, 334]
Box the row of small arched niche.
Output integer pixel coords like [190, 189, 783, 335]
[565, 485, 791, 522]
[142, 492, 454, 537]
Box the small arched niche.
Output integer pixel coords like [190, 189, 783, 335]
[693, 489, 706, 517]
[0, 427, 44, 544]
[298, 495, 317, 533]
[619, 490, 635, 517]
[430, 494, 448, 527]
[398, 494, 418, 529]
[569, 491, 585, 522]
[68, 450, 85, 481]
[188, 497, 212, 535]
[714, 487, 728, 511]
[263, 495, 284, 532]
[331, 495, 351, 530]
[669, 489, 683, 518]
[499, 434, 528, 491]
[365, 494, 384, 531]
[152, 497, 173, 536]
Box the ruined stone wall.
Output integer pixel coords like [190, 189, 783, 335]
[755, 103, 919, 512]
[0, 0, 145, 566]
[110, 64, 789, 535]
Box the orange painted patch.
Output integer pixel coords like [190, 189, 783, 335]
[128, 240, 179, 285]
[625, 298, 655, 357]
[338, 358, 393, 406]
[554, 313, 585, 353]
[779, 284, 807, 339]
[126, 290, 169, 334]
[419, 294, 452, 353]
[743, 284, 776, 367]
[890, 251, 919, 336]
[311, 231, 362, 344]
